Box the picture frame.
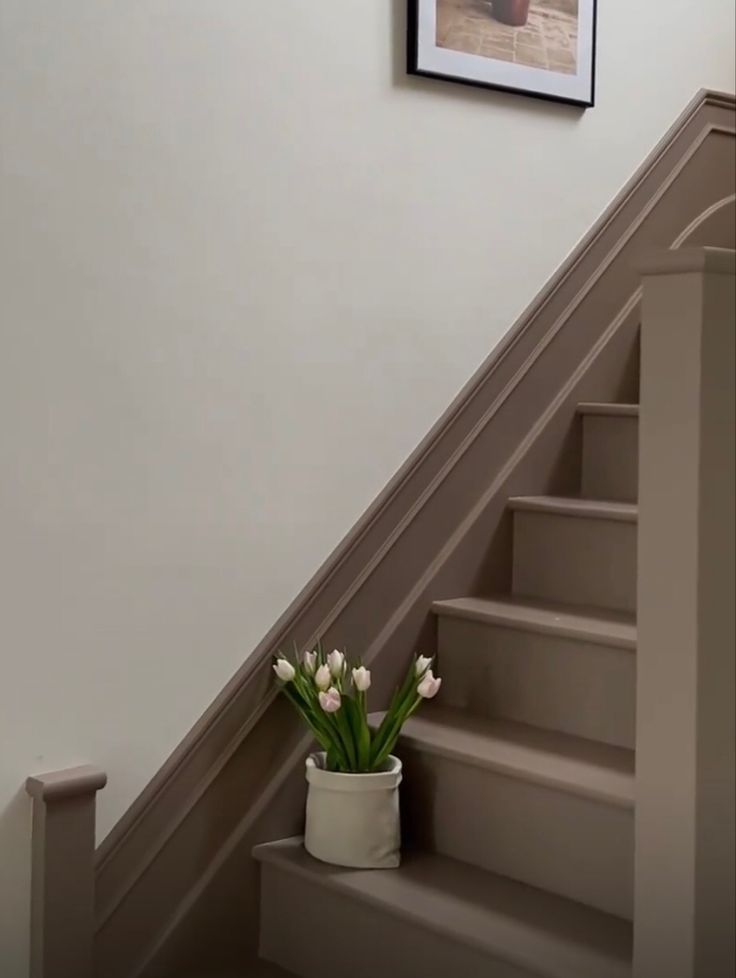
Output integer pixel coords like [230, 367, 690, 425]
[408, 0, 597, 108]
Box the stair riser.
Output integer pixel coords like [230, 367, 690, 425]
[512, 512, 637, 613]
[581, 415, 639, 502]
[259, 861, 536, 978]
[437, 615, 636, 749]
[401, 750, 634, 920]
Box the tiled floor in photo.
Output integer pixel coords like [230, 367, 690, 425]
[437, 0, 578, 75]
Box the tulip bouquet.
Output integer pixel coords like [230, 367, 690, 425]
[273, 646, 442, 774]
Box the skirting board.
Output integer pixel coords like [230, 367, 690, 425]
[92, 89, 735, 978]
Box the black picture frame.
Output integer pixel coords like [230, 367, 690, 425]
[407, 0, 597, 108]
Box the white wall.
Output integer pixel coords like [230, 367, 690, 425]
[0, 1, 732, 972]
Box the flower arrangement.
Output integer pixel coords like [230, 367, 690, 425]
[273, 646, 442, 774]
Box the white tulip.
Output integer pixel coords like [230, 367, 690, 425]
[327, 649, 345, 679]
[415, 655, 433, 677]
[314, 663, 332, 691]
[303, 649, 318, 675]
[273, 658, 296, 682]
[318, 687, 342, 714]
[351, 666, 371, 692]
[417, 669, 442, 699]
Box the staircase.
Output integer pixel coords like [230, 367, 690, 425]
[253, 400, 639, 978]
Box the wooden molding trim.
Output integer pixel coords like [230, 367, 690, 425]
[638, 244, 736, 276]
[93, 89, 735, 978]
[26, 766, 107, 978]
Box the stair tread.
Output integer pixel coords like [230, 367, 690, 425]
[577, 402, 639, 417]
[387, 706, 635, 808]
[508, 495, 638, 522]
[254, 839, 632, 978]
[188, 968, 294, 978]
[432, 595, 637, 650]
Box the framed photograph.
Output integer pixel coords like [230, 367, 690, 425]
[408, 0, 597, 107]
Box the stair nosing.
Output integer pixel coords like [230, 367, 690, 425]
[378, 709, 635, 810]
[254, 839, 632, 978]
[432, 596, 637, 651]
[508, 495, 638, 523]
[577, 402, 639, 418]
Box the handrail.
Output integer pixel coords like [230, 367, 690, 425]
[26, 765, 107, 978]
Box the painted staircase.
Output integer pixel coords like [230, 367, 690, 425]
[254, 401, 640, 978]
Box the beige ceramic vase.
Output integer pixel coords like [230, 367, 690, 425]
[303, 752, 402, 869]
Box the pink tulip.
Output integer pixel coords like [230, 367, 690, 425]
[415, 655, 433, 677]
[417, 669, 442, 699]
[314, 664, 332, 691]
[327, 649, 345, 678]
[318, 687, 342, 713]
[351, 666, 371, 692]
[273, 658, 296, 682]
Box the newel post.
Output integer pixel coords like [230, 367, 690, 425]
[634, 248, 735, 978]
[25, 765, 107, 978]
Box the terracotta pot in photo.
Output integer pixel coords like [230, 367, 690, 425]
[492, 0, 531, 27]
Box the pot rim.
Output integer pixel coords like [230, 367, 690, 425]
[305, 751, 402, 792]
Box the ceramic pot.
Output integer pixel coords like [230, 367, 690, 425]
[304, 752, 402, 869]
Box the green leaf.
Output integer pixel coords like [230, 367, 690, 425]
[357, 705, 371, 772]
[280, 683, 350, 769]
[369, 657, 418, 759]
[281, 686, 327, 748]
[369, 688, 422, 770]
[335, 704, 358, 771]
[343, 693, 372, 772]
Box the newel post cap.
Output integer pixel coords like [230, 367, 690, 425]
[637, 246, 736, 277]
[26, 765, 107, 803]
